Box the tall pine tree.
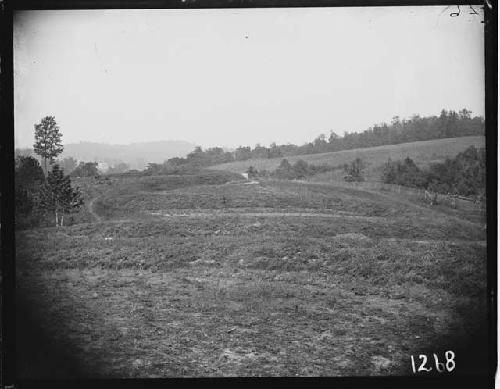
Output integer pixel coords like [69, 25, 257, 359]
[33, 116, 64, 176]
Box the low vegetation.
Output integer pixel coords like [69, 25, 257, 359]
[70, 161, 100, 178]
[17, 171, 487, 377]
[381, 146, 486, 197]
[15, 156, 84, 229]
[248, 159, 340, 181]
[211, 136, 485, 179]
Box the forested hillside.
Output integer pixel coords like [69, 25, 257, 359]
[155, 109, 483, 172]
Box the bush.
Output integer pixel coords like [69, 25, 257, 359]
[344, 158, 366, 182]
[382, 157, 427, 188]
[381, 147, 485, 196]
[71, 161, 100, 178]
[292, 160, 310, 179]
[269, 159, 337, 180]
[246, 166, 259, 179]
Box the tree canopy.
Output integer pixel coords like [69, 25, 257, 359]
[381, 146, 486, 197]
[71, 162, 100, 178]
[37, 164, 84, 226]
[33, 116, 63, 174]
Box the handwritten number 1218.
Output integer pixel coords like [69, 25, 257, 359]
[411, 351, 456, 373]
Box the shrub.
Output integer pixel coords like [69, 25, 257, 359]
[344, 158, 366, 182]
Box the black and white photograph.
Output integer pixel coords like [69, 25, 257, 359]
[8, 3, 494, 381]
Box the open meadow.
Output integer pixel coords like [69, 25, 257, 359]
[15, 167, 488, 378]
[13, 6, 489, 381]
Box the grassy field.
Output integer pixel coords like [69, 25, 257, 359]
[211, 136, 485, 181]
[16, 168, 488, 377]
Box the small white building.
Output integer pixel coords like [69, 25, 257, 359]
[97, 162, 110, 173]
[241, 172, 249, 180]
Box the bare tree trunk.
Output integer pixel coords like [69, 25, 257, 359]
[55, 210, 58, 227]
[60, 215, 64, 227]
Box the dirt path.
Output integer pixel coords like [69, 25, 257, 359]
[87, 196, 102, 222]
[87, 189, 114, 222]
[151, 210, 387, 221]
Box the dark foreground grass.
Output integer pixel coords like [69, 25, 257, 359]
[18, 267, 484, 378]
[16, 173, 488, 377]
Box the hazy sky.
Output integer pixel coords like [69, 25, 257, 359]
[14, 6, 484, 149]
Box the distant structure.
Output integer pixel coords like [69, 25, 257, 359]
[241, 172, 249, 180]
[97, 162, 110, 173]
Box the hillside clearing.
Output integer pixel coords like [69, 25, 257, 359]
[210, 136, 485, 180]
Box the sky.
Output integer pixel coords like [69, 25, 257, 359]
[14, 6, 485, 149]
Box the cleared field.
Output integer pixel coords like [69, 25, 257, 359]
[210, 136, 485, 181]
[16, 170, 488, 377]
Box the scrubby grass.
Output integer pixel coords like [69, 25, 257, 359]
[211, 136, 485, 181]
[91, 171, 245, 220]
[16, 169, 488, 377]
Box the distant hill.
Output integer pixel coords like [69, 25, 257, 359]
[59, 140, 196, 170]
[210, 136, 486, 181]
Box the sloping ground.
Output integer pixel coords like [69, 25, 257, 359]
[210, 136, 485, 179]
[91, 178, 485, 227]
[16, 175, 488, 377]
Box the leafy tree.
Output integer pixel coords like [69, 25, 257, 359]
[328, 131, 340, 143]
[144, 163, 162, 175]
[381, 157, 426, 187]
[427, 146, 485, 196]
[292, 159, 309, 179]
[37, 164, 84, 227]
[246, 166, 258, 179]
[14, 156, 45, 227]
[278, 159, 292, 171]
[381, 147, 485, 197]
[459, 108, 472, 120]
[15, 155, 45, 189]
[269, 142, 283, 158]
[344, 158, 366, 182]
[235, 146, 252, 161]
[252, 144, 270, 159]
[399, 157, 426, 187]
[58, 156, 78, 174]
[313, 134, 328, 152]
[166, 157, 185, 166]
[381, 158, 397, 184]
[70, 162, 100, 178]
[274, 159, 294, 179]
[33, 116, 63, 175]
[107, 162, 130, 174]
[15, 185, 34, 216]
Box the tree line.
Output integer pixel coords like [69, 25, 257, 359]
[14, 151, 131, 177]
[16, 116, 84, 228]
[245, 157, 365, 182]
[381, 146, 486, 198]
[244, 159, 340, 180]
[246, 145, 485, 200]
[160, 108, 483, 169]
